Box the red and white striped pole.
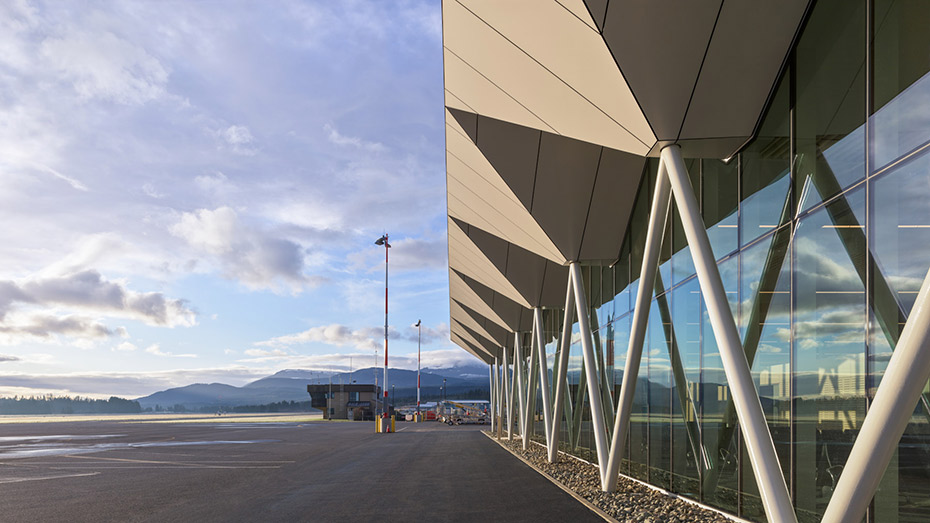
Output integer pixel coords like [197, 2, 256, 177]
[375, 234, 391, 424]
[415, 319, 421, 413]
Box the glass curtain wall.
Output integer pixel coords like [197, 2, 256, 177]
[548, 0, 930, 520]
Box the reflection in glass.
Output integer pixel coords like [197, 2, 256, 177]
[739, 228, 792, 520]
[793, 187, 866, 520]
[870, 149, 930, 521]
[703, 159, 738, 257]
[668, 278, 704, 497]
[671, 158, 701, 284]
[742, 74, 791, 245]
[647, 300, 671, 488]
[795, 0, 866, 212]
[872, 0, 930, 170]
[701, 255, 739, 514]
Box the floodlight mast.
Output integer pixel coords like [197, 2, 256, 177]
[415, 319, 422, 414]
[375, 234, 391, 421]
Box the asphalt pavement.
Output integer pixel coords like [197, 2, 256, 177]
[0, 419, 602, 522]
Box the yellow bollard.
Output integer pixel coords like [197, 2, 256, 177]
[390, 415, 395, 433]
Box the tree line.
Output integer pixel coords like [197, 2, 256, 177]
[0, 395, 142, 415]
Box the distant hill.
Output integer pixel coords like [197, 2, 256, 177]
[135, 366, 490, 410]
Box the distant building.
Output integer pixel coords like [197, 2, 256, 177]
[307, 384, 382, 421]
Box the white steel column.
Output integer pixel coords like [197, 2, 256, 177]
[523, 326, 539, 450]
[489, 360, 496, 433]
[663, 144, 795, 523]
[514, 331, 526, 438]
[822, 267, 930, 523]
[570, 262, 610, 486]
[503, 344, 513, 440]
[549, 281, 574, 462]
[604, 156, 672, 491]
[534, 307, 554, 448]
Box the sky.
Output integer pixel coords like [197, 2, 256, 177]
[0, 0, 479, 399]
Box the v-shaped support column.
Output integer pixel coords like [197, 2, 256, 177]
[570, 262, 610, 486]
[503, 343, 513, 440]
[604, 155, 672, 492]
[514, 331, 526, 440]
[534, 307, 554, 449]
[523, 328, 538, 450]
[822, 267, 930, 522]
[662, 145, 795, 523]
[549, 278, 575, 462]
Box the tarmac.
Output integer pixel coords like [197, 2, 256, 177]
[0, 417, 602, 522]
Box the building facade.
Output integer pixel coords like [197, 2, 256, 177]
[444, 1, 930, 522]
[307, 384, 382, 421]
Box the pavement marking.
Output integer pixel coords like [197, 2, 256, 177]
[397, 427, 408, 432]
[0, 472, 99, 484]
[62, 454, 288, 469]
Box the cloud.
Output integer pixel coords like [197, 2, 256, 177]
[1, 270, 196, 327]
[255, 322, 449, 352]
[141, 182, 165, 199]
[257, 324, 383, 351]
[217, 125, 256, 156]
[0, 354, 21, 362]
[145, 343, 197, 358]
[40, 28, 169, 105]
[115, 342, 137, 352]
[324, 123, 386, 152]
[170, 206, 319, 293]
[349, 236, 447, 273]
[0, 313, 113, 342]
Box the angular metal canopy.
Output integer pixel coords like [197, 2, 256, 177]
[444, 0, 810, 160]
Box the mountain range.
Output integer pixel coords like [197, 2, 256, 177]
[135, 363, 491, 411]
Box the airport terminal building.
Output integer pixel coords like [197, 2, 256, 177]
[443, 1, 930, 521]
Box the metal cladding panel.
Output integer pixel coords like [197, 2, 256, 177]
[530, 131, 603, 261]
[583, 0, 608, 32]
[459, 0, 654, 148]
[470, 114, 647, 263]
[446, 111, 564, 263]
[600, 0, 722, 142]
[450, 331, 495, 363]
[442, 47, 553, 133]
[452, 319, 500, 360]
[452, 216, 567, 308]
[454, 269, 533, 333]
[453, 298, 510, 346]
[579, 146, 646, 260]
[467, 111, 541, 212]
[449, 270, 510, 332]
[561, 0, 599, 31]
[679, 0, 810, 145]
[451, 300, 507, 348]
[443, 0, 650, 155]
[448, 222, 531, 308]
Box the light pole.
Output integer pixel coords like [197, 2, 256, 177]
[392, 384, 395, 412]
[414, 319, 421, 414]
[442, 378, 447, 402]
[375, 234, 391, 420]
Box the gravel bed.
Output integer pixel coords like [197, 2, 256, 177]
[492, 434, 735, 523]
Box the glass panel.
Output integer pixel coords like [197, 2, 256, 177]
[669, 279, 703, 497]
[647, 300, 672, 489]
[870, 149, 930, 522]
[703, 158, 738, 257]
[701, 255, 740, 513]
[739, 227, 792, 521]
[629, 161, 656, 310]
[630, 328, 650, 482]
[671, 158, 701, 284]
[615, 239, 632, 317]
[795, 0, 866, 212]
[793, 186, 866, 520]
[872, 0, 930, 169]
[742, 74, 791, 245]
